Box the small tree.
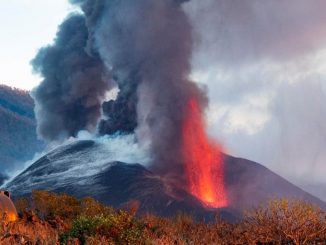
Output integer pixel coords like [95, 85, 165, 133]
[32, 190, 81, 220]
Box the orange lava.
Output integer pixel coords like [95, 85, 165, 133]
[182, 99, 228, 208]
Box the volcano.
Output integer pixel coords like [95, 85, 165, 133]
[4, 139, 326, 221]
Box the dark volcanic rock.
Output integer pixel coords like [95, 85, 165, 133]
[4, 140, 235, 221]
[224, 155, 326, 211]
[4, 139, 326, 220]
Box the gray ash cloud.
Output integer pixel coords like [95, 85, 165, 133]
[32, 14, 111, 141]
[98, 74, 138, 136]
[33, 0, 207, 180]
[72, 0, 207, 177]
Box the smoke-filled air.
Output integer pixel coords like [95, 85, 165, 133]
[31, 0, 227, 207]
[3, 1, 326, 243]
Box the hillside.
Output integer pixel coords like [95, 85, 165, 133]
[5, 139, 326, 221]
[0, 85, 44, 177]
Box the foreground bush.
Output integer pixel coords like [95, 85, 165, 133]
[60, 212, 148, 245]
[3, 191, 325, 244]
[242, 199, 326, 244]
[15, 190, 112, 222]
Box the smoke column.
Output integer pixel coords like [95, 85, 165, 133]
[32, 15, 111, 141]
[76, 0, 227, 207]
[73, 0, 203, 170]
[34, 0, 228, 207]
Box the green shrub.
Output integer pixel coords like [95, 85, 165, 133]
[60, 215, 101, 244]
[60, 211, 149, 245]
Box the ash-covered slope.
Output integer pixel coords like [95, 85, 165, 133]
[4, 139, 326, 219]
[0, 85, 44, 175]
[224, 156, 326, 211]
[5, 139, 235, 220]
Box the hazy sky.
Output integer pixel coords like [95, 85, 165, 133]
[185, 0, 326, 201]
[1, 0, 326, 201]
[0, 0, 73, 89]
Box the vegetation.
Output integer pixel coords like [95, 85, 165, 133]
[0, 190, 325, 244]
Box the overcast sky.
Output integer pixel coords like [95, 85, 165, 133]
[1, 0, 326, 201]
[0, 0, 73, 89]
[185, 0, 326, 201]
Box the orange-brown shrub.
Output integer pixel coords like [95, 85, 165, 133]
[31, 190, 81, 220]
[242, 199, 326, 244]
[7, 191, 326, 244]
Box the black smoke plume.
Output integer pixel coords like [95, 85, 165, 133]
[98, 73, 138, 135]
[70, 0, 208, 177]
[35, 0, 208, 180]
[32, 14, 111, 141]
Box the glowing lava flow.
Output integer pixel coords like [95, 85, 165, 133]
[182, 99, 228, 208]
